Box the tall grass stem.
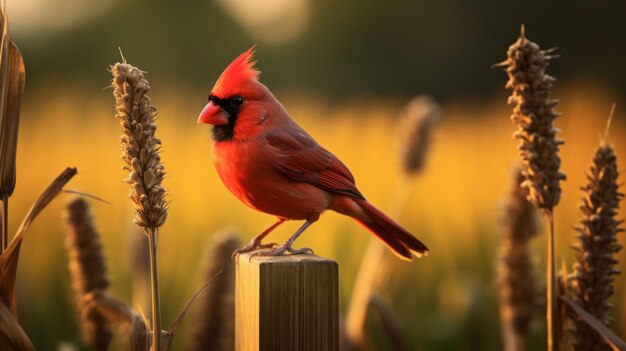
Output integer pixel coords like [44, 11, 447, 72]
[1, 195, 7, 252]
[147, 228, 161, 351]
[345, 175, 413, 347]
[545, 210, 558, 351]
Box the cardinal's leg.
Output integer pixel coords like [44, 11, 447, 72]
[232, 218, 286, 258]
[258, 219, 315, 257]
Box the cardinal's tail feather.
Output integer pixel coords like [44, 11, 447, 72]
[354, 198, 429, 261]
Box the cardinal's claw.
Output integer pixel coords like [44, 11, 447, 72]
[256, 244, 314, 257]
[231, 239, 278, 260]
[286, 246, 314, 255]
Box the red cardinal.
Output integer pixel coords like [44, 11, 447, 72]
[198, 48, 428, 260]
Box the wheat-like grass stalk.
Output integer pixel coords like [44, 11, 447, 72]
[0, 7, 25, 254]
[186, 232, 240, 351]
[64, 197, 112, 351]
[499, 26, 565, 351]
[502, 27, 565, 211]
[399, 95, 441, 175]
[568, 125, 623, 351]
[112, 63, 167, 231]
[498, 168, 540, 351]
[345, 96, 440, 349]
[112, 61, 167, 351]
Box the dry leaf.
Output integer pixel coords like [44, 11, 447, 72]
[0, 301, 35, 351]
[0, 167, 77, 315]
[0, 9, 25, 198]
[169, 274, 217, 336]
[563, 297, 626, 351]
[82, 290, 151, 351]
[86, 290, 133, 325]
[130, 314, 149, 351]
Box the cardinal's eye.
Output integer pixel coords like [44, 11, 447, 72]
[230, 96, 244, 106]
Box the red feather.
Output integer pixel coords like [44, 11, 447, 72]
[212, 46, 259, 98]
[266, 131, 363, 199]
[354, 198, 429, 260]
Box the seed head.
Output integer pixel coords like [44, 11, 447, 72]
[501, 28, 565, 210]
[398, 96, 440, 175]
[64, 197, 112, 351]
[569, 142, 623, 351]
[111, 63, 167, 231]
[498, 168, 540, 345]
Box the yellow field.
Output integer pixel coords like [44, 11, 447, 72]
[10, 81, 626, 350]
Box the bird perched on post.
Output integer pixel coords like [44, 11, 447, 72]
[198, 47, 428, 260]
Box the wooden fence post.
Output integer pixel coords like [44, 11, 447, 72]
[235, 252, 339, 351]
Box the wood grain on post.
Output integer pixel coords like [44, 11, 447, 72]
[235, 252, 339, 351]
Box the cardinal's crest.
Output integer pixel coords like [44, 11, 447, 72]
[212, 46, 260, 97]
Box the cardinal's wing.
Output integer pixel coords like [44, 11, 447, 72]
[265, 130, 364, 199]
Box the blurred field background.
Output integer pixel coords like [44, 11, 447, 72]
[6, 0, 626, 350]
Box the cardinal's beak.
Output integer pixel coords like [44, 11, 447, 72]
[198, 101, 229, 125]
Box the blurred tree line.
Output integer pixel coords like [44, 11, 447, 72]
[13, 0, 626, 102]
